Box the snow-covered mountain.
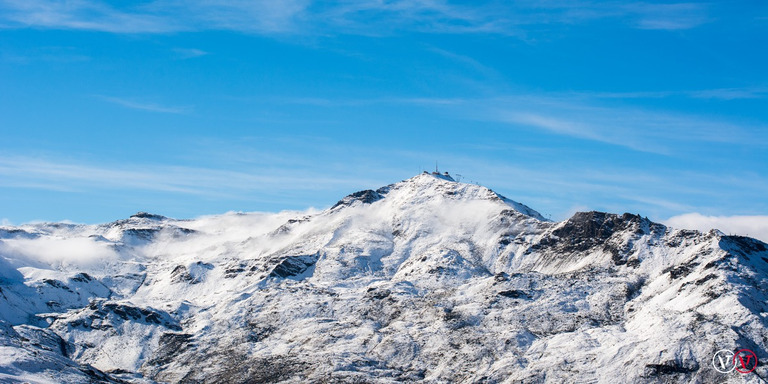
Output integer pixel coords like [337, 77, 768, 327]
[1, 173, 767, 383]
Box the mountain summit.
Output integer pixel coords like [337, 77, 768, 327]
[1, 174, 767, 383]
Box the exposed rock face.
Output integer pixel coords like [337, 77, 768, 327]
[331, 189, 385, 210]
[0, 173, 766, 383]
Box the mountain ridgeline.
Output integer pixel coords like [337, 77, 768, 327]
[0, 173, 767, 383]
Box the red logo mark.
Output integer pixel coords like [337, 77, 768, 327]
[733, 349, 758, 374]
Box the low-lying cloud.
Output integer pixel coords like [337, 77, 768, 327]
[664, 213, 768, 243]
[0, 237, 120, 269]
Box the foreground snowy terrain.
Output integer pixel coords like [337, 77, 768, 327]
[1, 173, 767, 383]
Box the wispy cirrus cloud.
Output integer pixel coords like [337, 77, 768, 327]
[98, 96, 191, 114]
[627, 2, 709, 30]
[486, 99, 762, 154]
[567, 87, 768, 100]
[0, 0, 310, 34]
[230, 92, 767, 154]
[373, 94, 764, 154]
[319, 1, 710, 35]
[172, 48, 209, 60]
[0, 155, 379, 201]
[687, 87, 768, 100]
[314, 0, 515, 35]
[427, 46, 503, 87]
[483, 93, 768, 153]
[0, 0, 179, 33]
[0, 0, 711, 35]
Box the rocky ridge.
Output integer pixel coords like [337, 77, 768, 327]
[0, 173, 767, 383]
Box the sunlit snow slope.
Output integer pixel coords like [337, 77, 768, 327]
[1, 173, 767, 383]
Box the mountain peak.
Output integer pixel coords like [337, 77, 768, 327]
[330, 173, 547, 221]
[415, 170, 455, 182]
[129, 212, 167, 221]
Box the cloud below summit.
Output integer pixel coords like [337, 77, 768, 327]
[665, 213, 768, 243]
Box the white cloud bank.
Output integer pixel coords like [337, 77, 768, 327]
[664, 213, 768, 244]
[0, 237, 120, 269]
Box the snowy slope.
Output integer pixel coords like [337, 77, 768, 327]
[1, 173, 767, 383]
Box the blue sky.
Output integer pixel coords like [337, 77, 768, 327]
[1, 1, 767, 234]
